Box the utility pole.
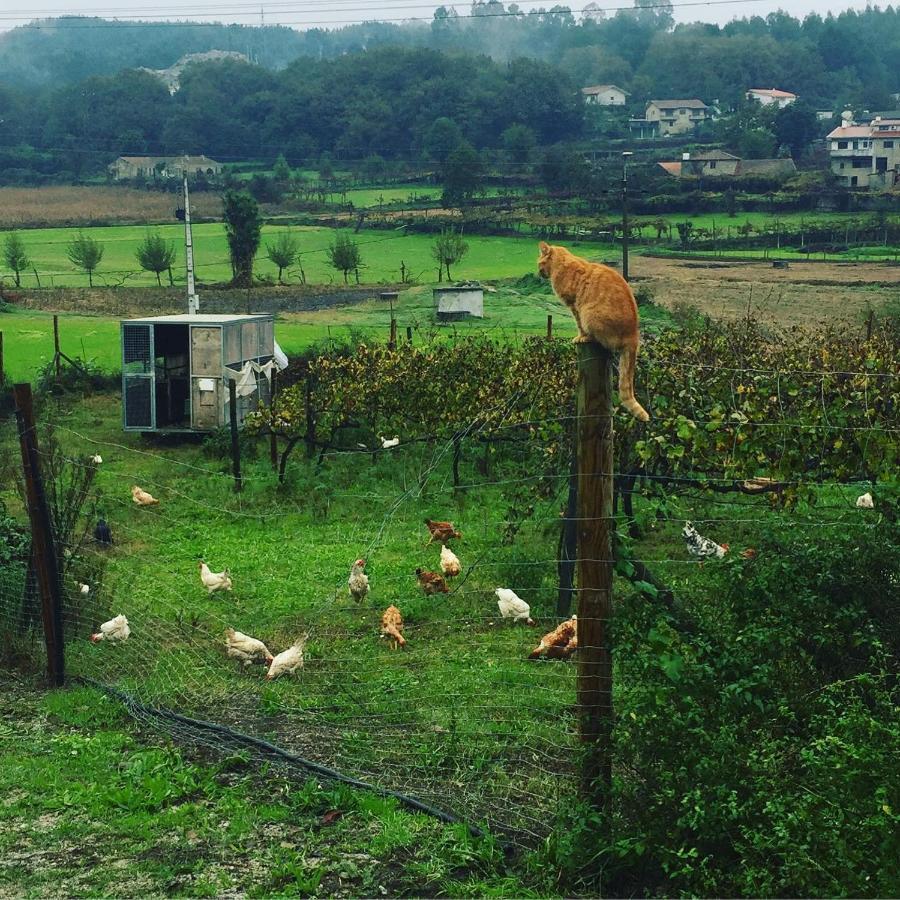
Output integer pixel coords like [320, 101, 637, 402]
[183, 160, 199, 315]
[621, 151, 633, 282]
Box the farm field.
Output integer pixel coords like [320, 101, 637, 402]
[0, 224, 603, 289]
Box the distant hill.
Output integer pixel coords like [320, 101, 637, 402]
[0, 18, 307, 87]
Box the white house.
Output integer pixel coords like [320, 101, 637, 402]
[746, 88, 797, 108]
[827, 116, 900, 188]
[582, 84, 629, 106]
[640, 99, 710, 136]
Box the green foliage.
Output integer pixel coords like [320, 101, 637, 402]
[325, 232, 362, 283]
[2, 231, 29, 287]
[222, 191, 262, 288]
[264, 230, 299, 284]
[134, 230, 176, 286]
[737, 127, 778, 159]
[774, 100, 820, 157]
[272, 152, 291, 183]
[440, 143, 484, 210]
[500, 124, 537, 166]
[65, 231, 103, 286]
[430, 227, 469, 281]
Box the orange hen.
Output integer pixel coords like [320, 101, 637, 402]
[529, 615, 578, 660]
[424, 519, 462, 546]
[416, 567, 450, 595]
[381, 605, 406, 649]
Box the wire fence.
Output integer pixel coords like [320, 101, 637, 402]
[1, 328, 897, 843]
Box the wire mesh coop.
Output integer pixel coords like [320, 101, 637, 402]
[120, 314, 275, 433]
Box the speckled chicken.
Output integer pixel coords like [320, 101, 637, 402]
[91, 614, 130, 643]
[381, 605, 406, 649]
[131, 485, 159, 506]
[224, 628, 273, 667]
[439, 545, 461, 578]
[424, 519, 461, 546]
[266, 634, 308, 680]
[416, 567, 449, 595]
[682, 521, 728, 559]
[348, 559, 370, 603]
[528, 615, 577, 660]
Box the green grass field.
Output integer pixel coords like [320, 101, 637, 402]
[0, 224, 598, 290]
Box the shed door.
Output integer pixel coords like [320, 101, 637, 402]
[122, 324, 154, 430]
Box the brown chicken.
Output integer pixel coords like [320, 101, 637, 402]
[424, 519, 461, 546]
[381, 605, 406, 649]
[528, 615, 578, 660]
[416, 567, 449, 595]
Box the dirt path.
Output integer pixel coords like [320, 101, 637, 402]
[632, 256, 900, 325]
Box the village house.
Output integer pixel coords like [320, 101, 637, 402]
[827, 116, 900, 188]
[746, 88, 797, 108]
[581, 84, 629, 106]
[109, 155, 223, 181]
[631, 99, 711, 137]
[658, 150, 797, 179]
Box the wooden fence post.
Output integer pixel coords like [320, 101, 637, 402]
[13, 383, 65, 686]
[389, 318, 397, 350]
[575, 343, 614, 811]
[547, 314, 553, 340]
[228, 378, 242, 492]
[406, 326, 413, 345]
[53, 315, 61, 379]
[269, 369, 279, 473]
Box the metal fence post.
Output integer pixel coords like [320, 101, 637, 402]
[13, 383, 65, 686]
[575, 343, 614, 810]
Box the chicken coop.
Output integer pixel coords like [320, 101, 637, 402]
[120, 313, 276, 433]
[433, 282, 484, 322]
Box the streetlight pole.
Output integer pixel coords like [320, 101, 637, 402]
[621, 151, 633, 282]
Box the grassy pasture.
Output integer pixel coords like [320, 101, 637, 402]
[0, 224, 589, 289]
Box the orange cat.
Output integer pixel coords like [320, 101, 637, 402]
[538, 241, 650, 422]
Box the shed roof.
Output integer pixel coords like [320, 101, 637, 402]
[649, 99, 708, 109]
[124, 314, 273, 324]
[657, 161, 682, 176]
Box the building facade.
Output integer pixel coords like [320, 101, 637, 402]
[827, 118, 900, 188]
[640, 99, 710, 136]
[746, 88, 797, 108]
[109, 155, 223, 181]
[581, 84, 629, 106]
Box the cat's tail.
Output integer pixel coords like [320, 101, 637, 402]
[618, 344, 650, 422]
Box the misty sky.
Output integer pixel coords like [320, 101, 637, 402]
[0, 0, 879, 34]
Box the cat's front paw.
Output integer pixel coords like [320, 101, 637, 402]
[573, 334, 592, 344]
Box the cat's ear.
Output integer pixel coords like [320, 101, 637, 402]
[539, 241, 549, 252]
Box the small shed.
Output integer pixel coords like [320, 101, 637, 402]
[433, 282, 484, 322]
[120, 313, 275, 433]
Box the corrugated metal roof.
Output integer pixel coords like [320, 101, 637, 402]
[124, 314, 273, 324]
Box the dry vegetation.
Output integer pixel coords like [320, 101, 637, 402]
[0, 186, 223, 229]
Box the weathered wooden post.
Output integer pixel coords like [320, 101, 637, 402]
[406, 326, 413, 345]
[575, 343, 614, 810]
[53, 315, 61, 379]
[13, 383, 65, 686]
[228, 378, 242, 492]
[547, 314, 553, 340]
[269, 368, 279, 473]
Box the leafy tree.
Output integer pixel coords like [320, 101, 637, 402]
[539, 144, 590, 194]
[66, 232, 104, 287]
[500, 124, 537, 166]
[135, 231, 176, 286]
[272, 153, 291, 183]
[774, 101, 819, 158]
[431, 228, 469, 282]
[737, 128, 777, 159]
[326, 232, 362, 283]
[266, 231, 299, 284]
[423, 117, 466, 164]
[2, 232, 29, 287]
[440, 143, 484, 209]
[222, 191, 262, 288]
[318, 152, 335, 182]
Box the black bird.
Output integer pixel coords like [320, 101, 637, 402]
[94, 519, 112, 546]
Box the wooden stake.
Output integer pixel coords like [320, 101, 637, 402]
[406, 326, 413, 345]
[269, 369, 278, 473]
[53, 315, 61, 379]
[228, 378, 242, 492]
[389, 317, 397, 350]
[547, 314, 553, 340]
[13, 383, 65, 686]
[575, 343, 614, 810]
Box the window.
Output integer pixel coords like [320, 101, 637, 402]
[852, 158, 869, 168]
[840, 162, 845, 169]
[709, 160, 717, 169]
[837, 141, 848, 149]
[884, 140, 894, 148]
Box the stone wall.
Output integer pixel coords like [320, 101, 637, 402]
[2, 284, 405, 318]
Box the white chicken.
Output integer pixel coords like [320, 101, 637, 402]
[856, 492, 874, 509]
[77, 582, 90, 596]
[440, 545, 461, 578]
[495, 588, 535, 625]
[380, 436, 400, 449]
[131, 485, 159, 506]
[266, 634, 309, 680]
[90, 454, 103, 465]
[682, 521, 728, 559]
[224, 628, 273, 667]
[348, 559, 370, 603]
[199, 561, 232, 594]
[90, 614, 130, 643]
